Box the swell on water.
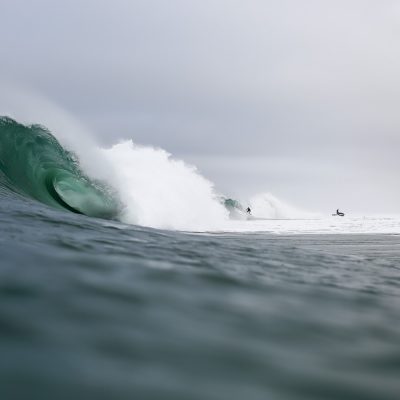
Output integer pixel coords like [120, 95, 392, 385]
[0, 116, 315, 230]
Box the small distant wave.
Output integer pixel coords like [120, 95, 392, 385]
[248, 193, 318, 219]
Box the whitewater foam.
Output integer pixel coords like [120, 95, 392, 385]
[101, 141, 229, 230]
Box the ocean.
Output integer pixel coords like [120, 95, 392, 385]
[1, 117, 400, 399]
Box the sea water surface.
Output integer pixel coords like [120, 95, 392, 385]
[1, 118, 400, 399]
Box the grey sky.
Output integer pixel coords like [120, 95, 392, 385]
[1, 0, 400, 213]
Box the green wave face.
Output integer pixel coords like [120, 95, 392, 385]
[223, 198, 243, 212]
[0, 117, 120, 219]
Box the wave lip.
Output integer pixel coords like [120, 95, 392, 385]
[0, 117, 120, 219]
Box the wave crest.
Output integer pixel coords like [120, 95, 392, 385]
[0, 117, 120, 218]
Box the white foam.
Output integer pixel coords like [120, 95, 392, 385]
[213, 216, 400, 234]
[101, 141, 229, 230]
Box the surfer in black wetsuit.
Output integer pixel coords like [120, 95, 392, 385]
[246, 207, 251, 215]
[336, 209, 345, 217]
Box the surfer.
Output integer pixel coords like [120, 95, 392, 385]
[246, 207, 251, 215]
[336, 209, 345, 217]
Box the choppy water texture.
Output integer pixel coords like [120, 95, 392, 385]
[1, 118, 400, 399]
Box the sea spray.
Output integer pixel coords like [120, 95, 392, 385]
[0, 83, 117, 185]
[101, 141, 229, 230]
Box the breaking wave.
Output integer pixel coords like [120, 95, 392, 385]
[0, 116, 314, 230]
[0, 117, 120, 219]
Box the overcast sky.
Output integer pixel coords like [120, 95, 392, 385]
[1, 0, 400, 213]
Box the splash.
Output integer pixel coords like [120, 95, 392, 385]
[101, 141, 229, 230]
